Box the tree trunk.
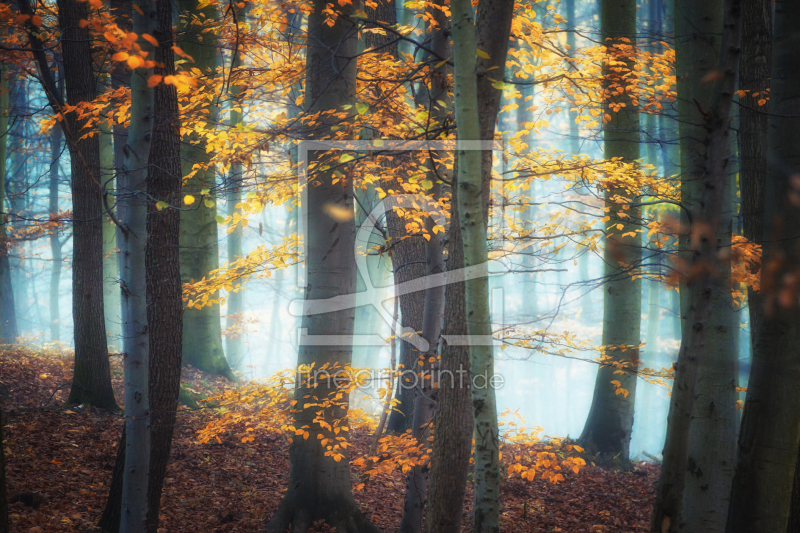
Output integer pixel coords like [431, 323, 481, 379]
[100, 120, 121, 350]
[263, 1, 379, 531]
[726, 2, 800, 532]
[649, 0, 742, 530]
[56, 0, 118, 410]
[579, 0, 640, 464]
[397, 3, 448, 527]
[119, 1, 158, 529]
[143, 5, 184, 527]
[49, 119, 63, 343]
[738, 0, 771, 352]
[225, 3, 249, 371]
[669, 0, 737, 528]
[176, 0, 235, 381]
[98, 2, 183, 531]
[0, 63, 16, 344]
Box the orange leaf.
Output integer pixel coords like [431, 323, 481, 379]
[142, 33, 159, 47]
[126, 55, 144, 69]
[112, 51, 129, 62]
[148, 74, 163, 87]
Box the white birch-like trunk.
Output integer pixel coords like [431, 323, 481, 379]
[119, 1, 157, 531]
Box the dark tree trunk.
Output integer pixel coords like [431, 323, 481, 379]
[143, 2, 183, 529]
[0, 407, 8, 533]
[263, 1, 379, 531]
[738, 0, 771, 347]
[649, 0, 743, 530]
[97, 0, 183, 530]
[57, 0, 118, 411]
[727, 2, 800, 532]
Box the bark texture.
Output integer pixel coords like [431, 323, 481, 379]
[737, 0, 771, 348]
[176, 0, 235, 380]
[263, 1, 379, 531]
[57, 0, 118, 410]
[97, 1, 183, 531]
[726, 3, 800, 532]
[0, 64, 16, 344]
[649, 0, 742, 530]
[579, 0, 641, 464]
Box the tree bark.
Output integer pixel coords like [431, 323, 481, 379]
[579, 0, 641, 464]
[176, 0, 235, 381]
[0, 63, 16, 344]
[55, 0, 118, 410]
[649, 0, 743, 530]
[397, 3, 448, 527]
[737, 0, 771, 351]
[49, 118, 63, 343]
[726, 2, 800, 532]
[100, 119, 121, 349]
[0, 407, 8, 533]
[98, 1, 184, 530]
[118, 1, 158, 529]
[263, 1, 379, 531]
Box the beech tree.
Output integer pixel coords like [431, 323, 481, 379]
[649, 0, 743, 530]
[726, 2, 800, 531]
[0, 62, 16, 343]
[578, 0, 641, 464]
[263, 0, 379, 530]
[177, 0, 235, 380]
[18, 0, 119, 410]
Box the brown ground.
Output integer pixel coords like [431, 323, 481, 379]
[1, 348, 658, 532]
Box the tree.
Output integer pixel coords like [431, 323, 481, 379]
[48, 112, 63, 343]
[176, 0, 235, 381]
[118, 0, 158, 528]
[0, 62, 16, 344]
[738, 0, 771, 346]
[99, 0, 184, 529]
[0, 406, 7, 533]
[726, 2, 800, 531]
[578, 0, 641, 464]
[649, 0, 743, 530]
[671, 0, 738, 528]
[263, 1, 380, 530]
[50, 0, 118, 410]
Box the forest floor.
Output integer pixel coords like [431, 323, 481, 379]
[1, 348, 658, 532]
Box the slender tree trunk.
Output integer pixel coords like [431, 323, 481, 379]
[669, 0, 737, 528]
[579, 0, 641, 464]
[100, 119, 121, 349]
[98, 2, 183, 531]
[263, 2, 379, 531]
[0, 406, 7, 533]
[738, 0, 770, 351]
[225, 2, 249, 371]
[649, 0, 742, 530]
[0, 64, 16, 344]
[119, 2, 157, 529]
[49, 122, 63, 343]
[143, 6, 183, 528]
[56, 0, 118, 410]
[727, 2, 800, 532]
[176, 0, 235, 380]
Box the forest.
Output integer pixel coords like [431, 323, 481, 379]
[0, 0, 797, 531]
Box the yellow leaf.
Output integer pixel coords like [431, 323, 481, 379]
[476, 49, 490, 59]
[184, 195, 196, 205]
